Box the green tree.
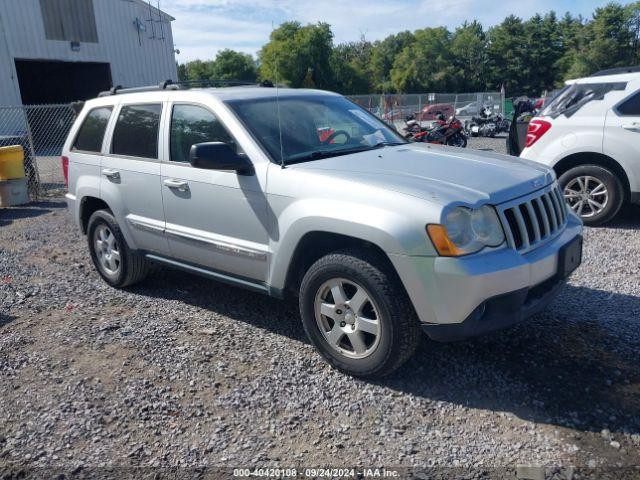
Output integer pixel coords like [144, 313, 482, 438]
[330, 40, 372, 94]
[176, 2, 638, 96]
[390, 27, 452, 93]
[177, 62, 187, 81]
[178, 59, 216, 82]
[522, 12, 564, 94]
[449, 21, 487, 92]
[259, 21, 334, 88]
[177, 50, 257, 83]
[630, 2, 640, 63]
[567, 2, 638, 78]
[486, 16, 529, 94]
[211, 49, 258, 82]
[555, 13, 586, 84]
[369, 31, 415, 92]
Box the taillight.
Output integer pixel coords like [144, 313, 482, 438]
[61, 156, 69, 188]
[525, 119, 552, 148]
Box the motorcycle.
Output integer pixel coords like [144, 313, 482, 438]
[403, 114, 467, 147]
[466, 106, 510, 137]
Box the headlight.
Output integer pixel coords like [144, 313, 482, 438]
[427, 206, 505, 256]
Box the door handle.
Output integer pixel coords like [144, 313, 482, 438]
[163, 178, 189, 191]
[622, 123, 640, 132]
[101, 168, 120, 180]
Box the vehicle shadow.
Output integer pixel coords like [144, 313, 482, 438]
[134, 272, 640, 437]
[0, 312, 17, 328]
[599, 204, 640, 230]
[387, 283, 640, 436]
[0, 200, 66, 227]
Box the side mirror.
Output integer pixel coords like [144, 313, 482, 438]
[189, 142, 253, 174]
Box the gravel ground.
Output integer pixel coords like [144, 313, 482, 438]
[1, 137, 639, 479]
[467, 134, 509, 154]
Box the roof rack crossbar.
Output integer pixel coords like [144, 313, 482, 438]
[98, 78, 273, 97]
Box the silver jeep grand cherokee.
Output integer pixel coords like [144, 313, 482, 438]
[63, 84, 583, 377]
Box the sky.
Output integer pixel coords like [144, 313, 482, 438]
[159, 0, 636, 62]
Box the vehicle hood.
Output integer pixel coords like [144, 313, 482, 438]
[288, 144, 555, 206]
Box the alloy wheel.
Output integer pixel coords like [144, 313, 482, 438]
[563, 175, 608, 218]
[313, 278, 381, 359]
[94, 224, 121, 275]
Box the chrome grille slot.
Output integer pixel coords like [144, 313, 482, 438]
[499, 184, 568, 253]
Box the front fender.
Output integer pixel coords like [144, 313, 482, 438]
[267, 196, 438, 290]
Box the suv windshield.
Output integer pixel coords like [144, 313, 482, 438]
[541, 82, 627, 118]
[226, 95, 406, 165]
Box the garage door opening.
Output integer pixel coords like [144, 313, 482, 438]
[14, 59, 112, 104]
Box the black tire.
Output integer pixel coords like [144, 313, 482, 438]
[558, 164, 625, 226]
[446, 133, 468, 148]
[299, 248, 421, 377]
[87, 209, 150, 288]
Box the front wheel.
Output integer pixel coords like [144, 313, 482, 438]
[558, 165, 624, 226]
[299, 249, 421, 377]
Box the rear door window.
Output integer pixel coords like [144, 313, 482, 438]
[617, 91, 640, 116]
[72, 107, 112, 153]
[111, 104, 162, 159]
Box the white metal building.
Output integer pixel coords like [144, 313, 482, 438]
[0, 0, 177, 106]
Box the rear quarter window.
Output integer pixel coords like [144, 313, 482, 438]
[617, 91, 640, 116]
[72, 107, 113, 153]
[111, 104, 162, 159]
[542, 82, 627, 118]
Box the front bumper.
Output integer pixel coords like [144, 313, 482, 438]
[422, 273, 565, 341]
[390, 213, 583, 338]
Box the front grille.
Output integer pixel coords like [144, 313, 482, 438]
[498, 184, 567, 252]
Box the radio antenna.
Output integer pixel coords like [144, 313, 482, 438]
[273, 21, 285, 168]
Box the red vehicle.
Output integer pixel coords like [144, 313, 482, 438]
[403, 114, 467, 148]
[416, 103, 454, 121]
[381, 107, 415, 122]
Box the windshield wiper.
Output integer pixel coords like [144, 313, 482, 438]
[370, 141, 405, 148]
[284, 142, 405, 165]
[284, 146, 373, 164]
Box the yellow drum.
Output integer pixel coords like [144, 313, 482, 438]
[0, 145, 26, 181]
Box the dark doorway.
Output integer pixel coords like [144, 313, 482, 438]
[14, 59, 112, 104]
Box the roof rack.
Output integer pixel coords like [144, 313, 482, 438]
[98, 79, 274, 97]
[590, 66, 640, 77]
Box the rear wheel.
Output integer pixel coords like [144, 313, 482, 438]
[558, 165, 624, 226]
[299, 249, 421, 377]
[87, 209, 150, 287]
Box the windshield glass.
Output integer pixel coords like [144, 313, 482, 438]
[541, 82, 627, 118]
[226, 95, 406, 165]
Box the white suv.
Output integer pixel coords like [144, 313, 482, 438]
[520, 69, 640, 226]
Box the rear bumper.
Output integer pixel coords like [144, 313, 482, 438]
[65, 193, 80, 230]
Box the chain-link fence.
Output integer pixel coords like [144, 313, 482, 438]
[349, 92, 505, 130]
[0, 104, 77, 199]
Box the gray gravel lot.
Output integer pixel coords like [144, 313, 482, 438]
[1, 136, 640, 479]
